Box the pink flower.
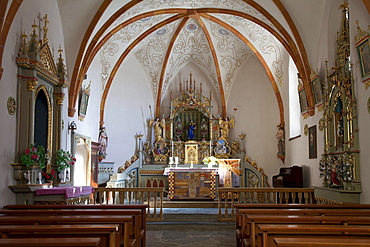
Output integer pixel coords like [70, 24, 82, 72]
[31, 154, 39, 160]
[25, 149, 31, 155]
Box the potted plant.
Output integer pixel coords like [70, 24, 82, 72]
[203, 156, 218, 168]
[55, 149, 76, 182]
[42, 169, 55, 186]
[17, 144, 46, 184]
[20, 144, 46, 169]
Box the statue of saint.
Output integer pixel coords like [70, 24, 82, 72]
[219, 117, 235, 140]
[98, 126, 108, 155]
[276, 124, 285, 155]
[187, 120, 196, 140]
[200, 118, 208, 140]
[174, 118, 183, 140]
[149, 117, 165, 142]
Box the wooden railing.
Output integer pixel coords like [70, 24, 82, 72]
[93, 187, 165, 221]
[217, 187, 316, 221]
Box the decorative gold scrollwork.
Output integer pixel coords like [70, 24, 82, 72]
[26, 80, 38, 92]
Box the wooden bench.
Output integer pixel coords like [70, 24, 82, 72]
[0, 224, 119, 247]
[0, 237, 102, 246]
[234, 204, 370, 247]
[244, 215, 370, 247]
[0, 215, 134, 247]
[0, 208, 143, 246]
[257, 224, 370, 247]
[4, 204, 148, 247]
[274, 237, 370, 246]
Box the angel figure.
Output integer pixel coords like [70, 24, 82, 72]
[150, 117, 165, 142]
[219, 117, 235, 140]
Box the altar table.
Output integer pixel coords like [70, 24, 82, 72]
[164, 168, 218, 200]
[34, 186, 94, 204]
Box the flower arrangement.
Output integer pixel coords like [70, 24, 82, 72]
[55, 149, 76, 172]
[42, 169, 55, 182]
[20, 144, 46, 169]
[203, 156, 218, 166]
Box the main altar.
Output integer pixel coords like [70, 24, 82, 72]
[138, 74, 244, 198]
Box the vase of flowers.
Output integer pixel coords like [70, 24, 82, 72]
[55, 149, 75, 182]
[42, 169, 55, 187]
[203, 156, 218, 168]
[18, 144, 46, 184]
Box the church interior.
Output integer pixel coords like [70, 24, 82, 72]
[0, 0, 370, 246]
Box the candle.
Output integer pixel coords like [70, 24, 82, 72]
[175, 157, 179, 164]
[172, 140, 174, 156]
[209, 141, 212, 155]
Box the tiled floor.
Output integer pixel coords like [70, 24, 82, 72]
[146, 208, 235, 247]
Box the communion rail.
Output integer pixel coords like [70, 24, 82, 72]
[217, 187, 316, 221]
[93, 187, 165, 221]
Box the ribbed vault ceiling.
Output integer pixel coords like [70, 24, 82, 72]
[65, 0, 313, 120]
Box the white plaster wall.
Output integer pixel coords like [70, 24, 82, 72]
[228, 55, 280, 185]
[103, 55, 154, 171]
[0, 0, 64, 207]
[348, 1, 370, 203]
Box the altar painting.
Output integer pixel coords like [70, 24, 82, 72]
[218, 159, 241, 188]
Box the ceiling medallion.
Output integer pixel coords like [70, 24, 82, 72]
[7, 97, 16, 115]
[156, 28, 167, 36]
[187, 23, 197, 31]
[218, 28, 230, 36]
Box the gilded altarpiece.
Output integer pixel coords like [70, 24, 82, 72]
[316, 3, 361, 203]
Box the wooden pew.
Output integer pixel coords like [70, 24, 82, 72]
[244, 215, 370, 247]
[234, 204, 370, 247]
[0, 224, 119, 247]
[0, 237, 102, 246]
[274, 237, 370, 247]
[4, 204, 147, 247]
[0, 215, 134, 247]
[0, 208, 142, 246]
[257, 224, 370, 247]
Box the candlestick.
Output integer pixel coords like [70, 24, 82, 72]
[172, 141, 174, 157]
[175, 157, 179, 168]
[190, 161, 193, 168]
[169, 157, 173, 168]
[209, 140, 212, 156]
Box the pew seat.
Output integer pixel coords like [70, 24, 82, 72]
[0, 237, 102, 246]
[274, 237, 370, 246]
[0, 224, 119, 247]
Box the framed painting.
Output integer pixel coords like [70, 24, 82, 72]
[356, 36, 370, 79]
[309, 125, 317, 159]
[298, 89, 308, 113]
[311, 75, 323, 105]
[78, 83, 91, 121]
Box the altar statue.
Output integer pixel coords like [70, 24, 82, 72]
[98, 126, 108, 155]
[174, 118, 183, 140]
[187, 120, 196, 140]
[219, 117, 235, 140]
[150, 117, 165, 142]
[200, 118, 208, 140]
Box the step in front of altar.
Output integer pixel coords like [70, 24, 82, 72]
[149, 198, 219, 208]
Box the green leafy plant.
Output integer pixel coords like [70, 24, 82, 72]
[20, 144, 46, 169]
[42, 169, 55, 182]
[55, 149, 76, 172]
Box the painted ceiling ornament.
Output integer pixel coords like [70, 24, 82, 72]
[100, 14, 170, 89]
[7, 97, 16, 115]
